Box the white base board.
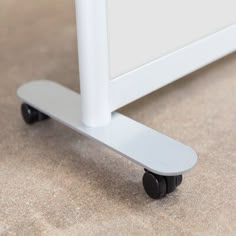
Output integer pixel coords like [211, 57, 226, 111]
[110, 25, 236, 110]
[17, 80, 197, 176]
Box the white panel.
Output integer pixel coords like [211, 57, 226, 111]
[110, 25, 236, 110]
[108, 0, 236, 78]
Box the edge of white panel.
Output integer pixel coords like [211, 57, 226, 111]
[110, 24, 236, 111]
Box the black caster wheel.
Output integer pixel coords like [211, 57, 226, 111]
[176, 175, 183, 187]
[143, 170, 183, 199]
[143, 171, 167, 199]
[164, 175, 183, 194]
[21, 103, 49, 125]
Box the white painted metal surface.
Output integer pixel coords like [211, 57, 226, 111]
[75, 0, 111, 127]
[17, 80, 197, 176]
[108, 0, 236, 78]
[110, 25, 236, 111]
[74, 0, 236, 119]
[17, 0, 236, 180]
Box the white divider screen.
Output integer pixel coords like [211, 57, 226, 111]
[107, 0, 236, 78]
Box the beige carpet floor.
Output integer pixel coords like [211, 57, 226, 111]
[0, 1, 236, 235]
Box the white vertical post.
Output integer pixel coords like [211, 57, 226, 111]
[75, 0, 111, 127]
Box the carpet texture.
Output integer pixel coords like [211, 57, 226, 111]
[0, 1, 235, 235]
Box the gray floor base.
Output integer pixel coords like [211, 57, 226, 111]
[17, 80, 197, 176]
